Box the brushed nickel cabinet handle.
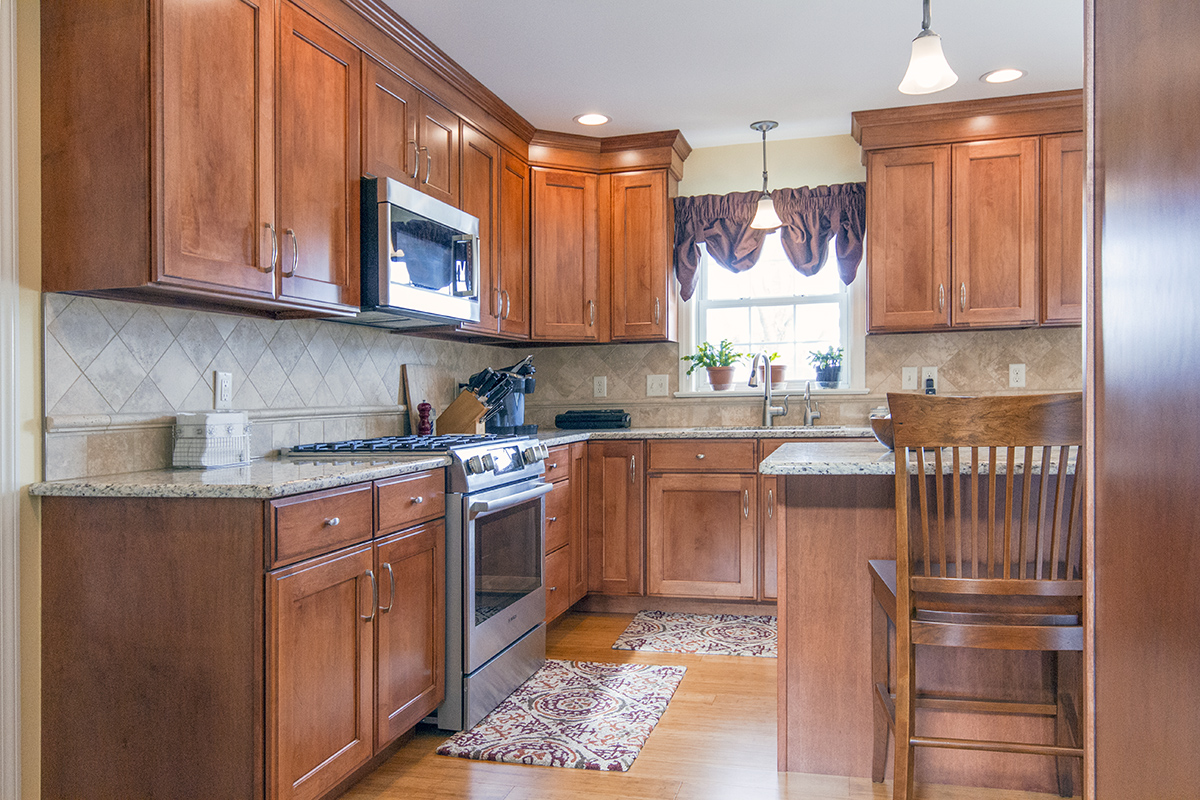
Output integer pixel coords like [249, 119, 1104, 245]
[630, 455, 636, 483]
[379, 562, 395, 613]
[421, 146, 432, 185]
[409, 141, 420, 180]
[262, 223, 278, 273]
[654, 297, 661, 326]
[938, 283, 945, 312]
[284, 228, 298, 278]
[325, 517, 340, 527]
[493, 287, 501, 318]
[361, 570, 377, 622]
[768, 488, 774, 518]
[501, 289, 511, 320]
[743, 489, 750, 518]
[588, 300, 596, 327]
[960, 282, 967, 311]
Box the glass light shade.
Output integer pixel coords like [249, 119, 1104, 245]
[750, 193, 782, 229]
[898, 32, 958, 95]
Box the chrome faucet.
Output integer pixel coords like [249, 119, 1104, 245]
[748, 352, 789, 427]
[803, 381, 822, 427]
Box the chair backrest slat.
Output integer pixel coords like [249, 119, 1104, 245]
[987, 448, 997, 578]
[1035, 445, 1053, 580]
[934, 448, 947, 576]
[970, 447, 980, 579]
[1003, 446, 1016, 579]
[915, 447, 931, 577]
[951, 447, 963, 577]
[1019, 446, 1035, 579]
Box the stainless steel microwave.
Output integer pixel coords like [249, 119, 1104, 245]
[353, 176, 480, 329]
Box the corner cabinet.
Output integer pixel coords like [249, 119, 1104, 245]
[532, 168, 601, 341]
[610, 170, 676, 341]
[41, 0, 359, 317]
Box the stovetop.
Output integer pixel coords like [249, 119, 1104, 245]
[288, 434, 512, 455]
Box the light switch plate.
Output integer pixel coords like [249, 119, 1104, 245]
[593, 376, 607, 398]
[647, 374, 669, 397]
[1009, 363, 1027, 388]
[921, 366, 938, 394]
[214, 371, 233, 409]
[901, 366, 919, 391]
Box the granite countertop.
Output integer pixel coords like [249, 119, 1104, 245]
[760, 441, 1077, 476]
[539, 425, 872, 445]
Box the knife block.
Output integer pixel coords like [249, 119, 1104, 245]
[435, 391, 487, 435]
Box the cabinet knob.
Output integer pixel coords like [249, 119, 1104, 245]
[547, 516, 558, 523]
[548, 586, 558, 592]
[695, 453, 706, 460]
[325, 517, 340, 527]
[411, 496, 424, 505]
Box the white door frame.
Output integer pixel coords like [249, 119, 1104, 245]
[0, 0, 21, 796]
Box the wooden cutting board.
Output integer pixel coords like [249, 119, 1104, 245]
[401, 364, 459, 435]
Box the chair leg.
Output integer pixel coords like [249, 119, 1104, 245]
[871, 597, 890, 783]
[893, 638, 917, 800]
[1055, 651, 1083, 798]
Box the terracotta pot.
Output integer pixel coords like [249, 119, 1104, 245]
[755, 364, 788, 389]
[705, 365, 737, 391]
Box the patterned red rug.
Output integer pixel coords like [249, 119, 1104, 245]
[435, 659, 685, 771]
[611, 610, 778, 657]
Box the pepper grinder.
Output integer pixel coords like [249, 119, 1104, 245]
[417, 401, 433, 435]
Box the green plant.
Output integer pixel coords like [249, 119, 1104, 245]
[765, 352, 782, 363]
[681, 339, 745, 376]
[807, 346, 844, 370]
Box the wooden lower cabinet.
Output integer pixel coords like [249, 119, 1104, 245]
[760, 475, 781, 601]
[544, 442, 588, 622]
[587, 440, 646, 595]
[647, 473, 757, 598]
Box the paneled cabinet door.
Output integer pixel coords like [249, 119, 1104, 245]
[1041, 132, 1085, 325]
[375, 523, 445, 746]
[459, 124, 502, 333]
[647, 473, 757, 599]
[951, 137, 1040, 327]
[498, 151, 532, 337]
[587, 441, 645, 595]
[277, 2, 360, 311]
[866, 145, 952, 332]
[568, 441, 589, 604]
[161, 0, 276, 297]
[532, 168, 600, 341]
[269, 543, 374, 800]
[610, 170, 674, 341]
[760, 475, 780, 601]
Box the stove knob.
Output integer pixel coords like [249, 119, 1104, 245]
[537, 443, 550, 459]
[481, 454, 496, 471]
[522, 447, 538, 465]
[466, 455, 484, 474]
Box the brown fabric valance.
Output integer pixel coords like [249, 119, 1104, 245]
[673, 182, 866, 301]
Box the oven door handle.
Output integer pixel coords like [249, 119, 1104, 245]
[467, 482, 553, 519]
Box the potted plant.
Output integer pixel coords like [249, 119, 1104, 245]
[808, 346, 844, 388]
[753, 352, 788, 389]
[681, 339, 745, 391]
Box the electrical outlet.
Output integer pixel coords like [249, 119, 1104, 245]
[646, 374, 669, 397]
[901, 366, 919, 391]
[921, 366, 938, 394]
[593, 376, 607, 398]
[1009, 363, 1027, 388]
[214, 371, 233, 409]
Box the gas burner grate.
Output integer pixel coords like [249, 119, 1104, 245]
[289, 433, 512, 455]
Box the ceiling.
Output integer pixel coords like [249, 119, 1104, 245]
[380, 0, 1083, 150]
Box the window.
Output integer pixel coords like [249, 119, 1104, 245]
[680, 232, 865, 393]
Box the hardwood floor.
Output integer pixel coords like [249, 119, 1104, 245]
[340, 612, 1077, 800]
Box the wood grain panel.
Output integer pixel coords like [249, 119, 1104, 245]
[271, 483, 374, 568]
[532, 167, 599, 341]
[760, 475, 780, 601]
[568, 442, 589, 604]
[610, 170, 671, 341]
[1041, 132, 1084, 325]
[362, 55, 419, 185]
[417, 93, 460, 207]
[375, 470, 444, 534]
[586, 440, 644, 595]
[544, 477, 572, 555]
[545, 545, 571, 622]
[543, 445, 571, 483]
[498, 150, 531, 337]
[647, 438, 758, 473]
[459, 123, 501, 333]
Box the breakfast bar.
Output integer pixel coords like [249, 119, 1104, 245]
[761, 441, 1080, 794]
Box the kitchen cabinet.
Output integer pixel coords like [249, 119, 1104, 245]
[1041, 132, 1085, 325]
[41, 0, 359, 317]
[587, 440, 645, 595]
[362, 55, 460, 208]
[532, 168, 601, 341]
[760, 475, 781, 601]
[610, 169, 677, 341]
[460, 125, 531, 338]
[544, 442, 588, 621]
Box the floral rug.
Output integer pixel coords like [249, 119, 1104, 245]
[611, 610, 778, 657]
[436, 659, 685, 771]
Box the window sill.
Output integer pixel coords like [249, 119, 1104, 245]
[673, 387, 870, 399]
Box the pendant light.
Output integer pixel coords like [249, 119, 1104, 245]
[749, 120, 782, 230]
[898, 0, 958, 95]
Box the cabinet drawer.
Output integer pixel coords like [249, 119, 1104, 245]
[544, 478, 571, 554]
[376, 470, 445, 534]
[270, 484, 374, 568]
[544, 445, 571, 483]
[648, 439, 758, 472]
[545, 545, 571, 622]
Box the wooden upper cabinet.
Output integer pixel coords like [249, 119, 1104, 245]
[951, 137, 1040, 327]
[498, 151, 532, 338]
[459, 123, 502, 334]
[1041, 132, 1085, 325]
[276, 2, 360, 311]
[866, 145, 953, 331]
[361, 56, 459, 207]
[610, 170, 676, 341]
[532, 168, 600, 341]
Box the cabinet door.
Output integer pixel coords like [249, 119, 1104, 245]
[498, 151, 532, 337]
[610, 170, 674, 341]
[647, 473, 757, 599]
[532, 168, 600, 341]
[866, 145, 952, 332]
[545, 545, 571, 623]
[161, 0, 275, 297]
[375, 523, 445, 746]
[277, 2, 360, 311]
[951, 137, 1040, 327]
[269, 543, 373, 800]
[568, 442, 589, 604]
[362, 56, 420, 187]
[1041, 132, 1085, 325]
[417, 94, 460, 207]
[459, 124, 501, 333]
[760, 475, 780, 601]
[587, 441, 644, 595]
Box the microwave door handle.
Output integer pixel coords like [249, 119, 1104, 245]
[467, 482, 553, 519]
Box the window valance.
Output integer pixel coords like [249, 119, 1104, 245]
[673, 182, 866, 301]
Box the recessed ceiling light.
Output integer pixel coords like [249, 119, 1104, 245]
[573, 113, 610, 126]
[981, 68, 1027, 84]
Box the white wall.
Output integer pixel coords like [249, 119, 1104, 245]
[677, 133, 865, 197]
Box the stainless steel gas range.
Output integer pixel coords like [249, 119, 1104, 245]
[287, 433, 552, 731]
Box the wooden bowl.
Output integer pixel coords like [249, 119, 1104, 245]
[870, 415, 894, 449]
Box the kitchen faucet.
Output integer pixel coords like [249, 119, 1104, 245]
[747, 352, 789, 427]
[803, 381, 822, 427]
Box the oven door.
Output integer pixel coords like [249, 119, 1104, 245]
[458, 480, 551, 674]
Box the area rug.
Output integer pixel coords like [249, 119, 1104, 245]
[611, 610, 778, 657]
[435, 659, 685, 771]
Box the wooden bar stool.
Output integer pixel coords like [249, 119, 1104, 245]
[870, 392, 1085, 799]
